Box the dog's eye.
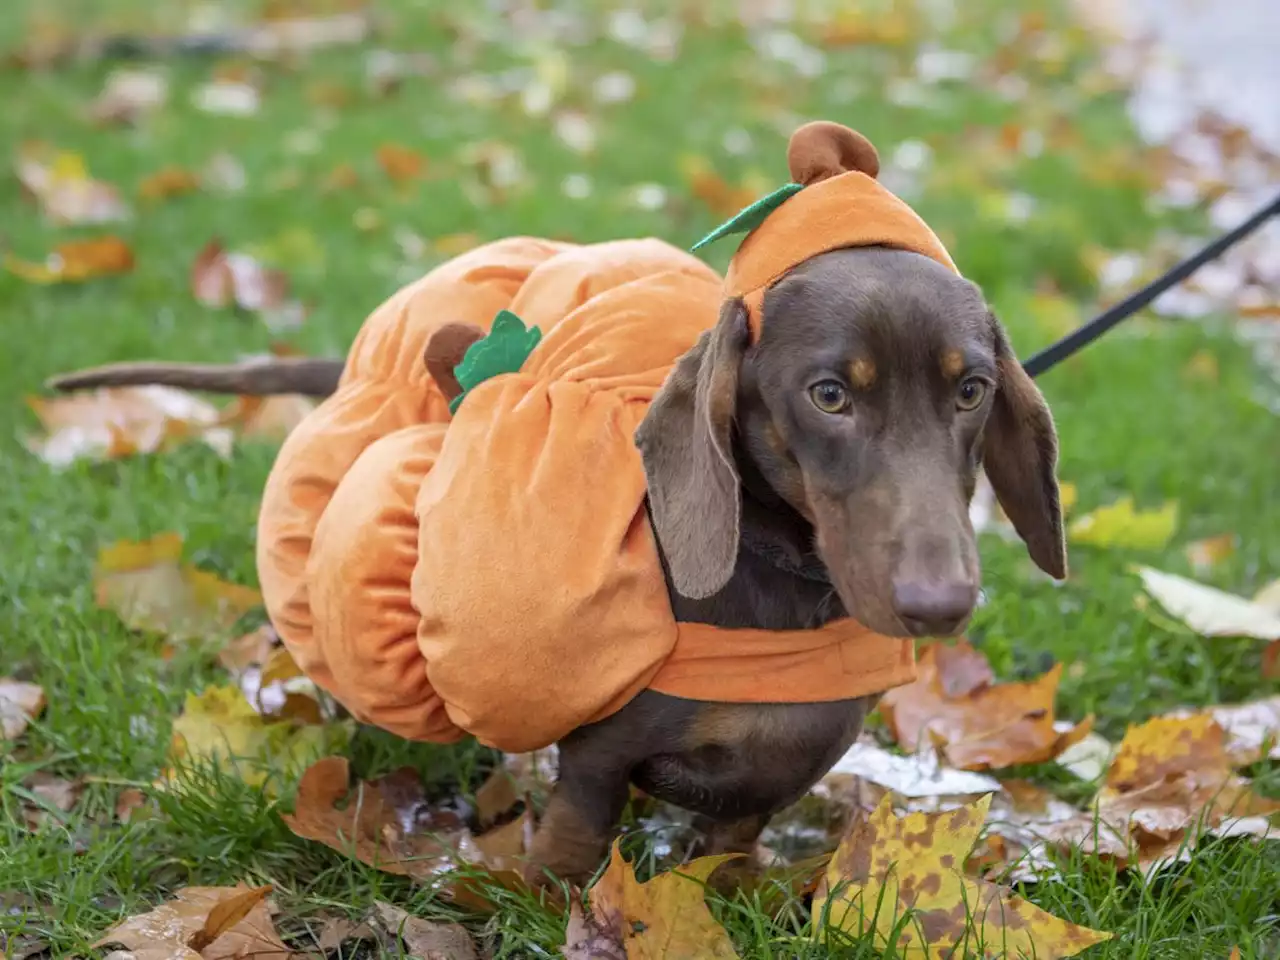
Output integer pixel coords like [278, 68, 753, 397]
[809, 381, 850, 414]
[956, 377, 988, 411]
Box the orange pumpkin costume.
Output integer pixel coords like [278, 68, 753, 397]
[256, 122, 959, 752]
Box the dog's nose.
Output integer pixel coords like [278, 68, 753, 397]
[891, 579, 976, 637]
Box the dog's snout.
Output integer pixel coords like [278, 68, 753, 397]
[891, 578, 976, 637]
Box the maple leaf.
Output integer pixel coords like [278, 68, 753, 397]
[1067, 496, 1178, 550]
[18, 772, 82, 830]
[168, 684, 351, 790]
[24, 386, 233, 467]
[812, 795, 1112, 958]
[93, 884, 296, 959]
[449, 310, 542, 413]
[14, 144, 130, 224]
[282, 756, 468, 879]
[1136, 566, 1280, 640]
[562, 841, 740, 960]
[218, 393, 316, 442]
[878, 641, 1094, 770]
[0, 679, 45, 740]
[89, 67, 168, 125]
[93, 533, 260, 642]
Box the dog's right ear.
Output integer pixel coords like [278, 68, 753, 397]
[635, 299, 749, 600]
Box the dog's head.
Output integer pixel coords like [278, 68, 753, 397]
[636, 245, 1065, 639]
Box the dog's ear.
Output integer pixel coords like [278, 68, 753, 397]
[636, 299, 749, 599]
[981, 318, 1067, 580]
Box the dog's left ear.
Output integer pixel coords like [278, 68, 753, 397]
[635, 299, 750, 599]
[981, 317, 1067, 579]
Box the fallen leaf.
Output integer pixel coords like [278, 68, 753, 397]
[90, 68, 168, 125]
[315, 915, 377, 952]
[819, 738, 1002, 804]
[218, 394, 316, 441]
[4, 235, 134, 284]
[1192, 697, 1280, 764]
[1068, 496, 1178, 550]
[1, 680, 46, 740]
[1184, 534, 1236, 572]
[24, 385, 233, 467]
[1105, 713, 1229, 792]
[187, 885, 273, 952]
[15, 144, 130, 224]
[433, 233, 481, 258]
[322, 163, 360, 192]
[218, 624, 282, 675]
[1136, 566, 1280, 640]
[282, 756, 466, 879]
[94, 533, 260, 642]
[20, 772, 83, 829]
[93, 884, 294, 959]
[377, 143, 426, 182]
[879, 641, 1093, 770]
[169, 685, 350, 789]
[191, 239, 291, 314]
[116, 787, 150, 823]
[562, 841, 739, 960]
[812, 794, 1110, 957]
[1264, 641, 1280, 680]
[193, 78, 261, 116]
[1054, 729, 1115, 782]
[371, 902, 478, 960]
[139, 167, 201, 201]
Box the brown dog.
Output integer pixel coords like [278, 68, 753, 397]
[46, 244, 1064, 886]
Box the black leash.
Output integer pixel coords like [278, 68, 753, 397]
[1021, 192, 1280, 378]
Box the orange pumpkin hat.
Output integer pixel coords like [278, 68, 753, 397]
[255, 121, 956, 752]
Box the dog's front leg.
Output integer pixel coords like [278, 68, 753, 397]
[524, 743, 631, 888]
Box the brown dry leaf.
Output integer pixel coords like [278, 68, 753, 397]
[116, 787, 150, 823]
[140, 167, 202, 201]
[5, 235, 135, 284]
[315, 915, 377, 952]
[282, 757, 467, 880]
[24, 385, 233, 467]
[879, 641, 1093, 770]
[94, 533, 261, 642]
[322, 162, 360, 192]
[1105, 713, 1230, 791]
[678, 154, 757, 218]
[1, 679, 46, 740]
[218, 394, 316, 441]
[15, 143, 130, 224]
[811, 795, 1112, 958]
[191, 239, 291, 314]
[371, 902, 478, 960]
[1264, 641, 1280, 680]
[20, 772, 83, 829]
[562, 841, 739, 960]
[89, 68, 168, 125]
[93, 884, 295, 959]
[218, 624, 282, 675]
[1197, 697, 1280, 764]
[378, 143, 426, 182]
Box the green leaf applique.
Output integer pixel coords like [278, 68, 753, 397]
[690, 181, 805, 253]
[449, 309, 543, 414]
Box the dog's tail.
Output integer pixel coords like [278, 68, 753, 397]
[44, 357, 345, 397]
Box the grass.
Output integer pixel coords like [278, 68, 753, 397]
[1, 0, 1278, 957]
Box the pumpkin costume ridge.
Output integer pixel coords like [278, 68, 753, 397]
[256, 121, 958, 752]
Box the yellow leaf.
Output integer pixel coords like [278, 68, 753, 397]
[1068, 496, 1178, 550]
[1136, 566, 1280, 640]
[94, 534, 261, 642]
[563, 841, 740, 960]
[813, 795, 1111, 958]
[5, 235, 134, 284]
[1059, 481, 1078, 516]
[169, 684, 351, 789]
[1105, 713, 1229, 792]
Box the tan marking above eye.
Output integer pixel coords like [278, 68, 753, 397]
[848, 358, 876, 388]
[941, 349, 965, 379]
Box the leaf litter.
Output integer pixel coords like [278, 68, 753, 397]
[5, 235, 135, 284]
[1, 679, 46, 740]
[14, 144, 130, 225]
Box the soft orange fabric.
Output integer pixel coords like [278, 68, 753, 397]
[256, 121, 954, 751]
